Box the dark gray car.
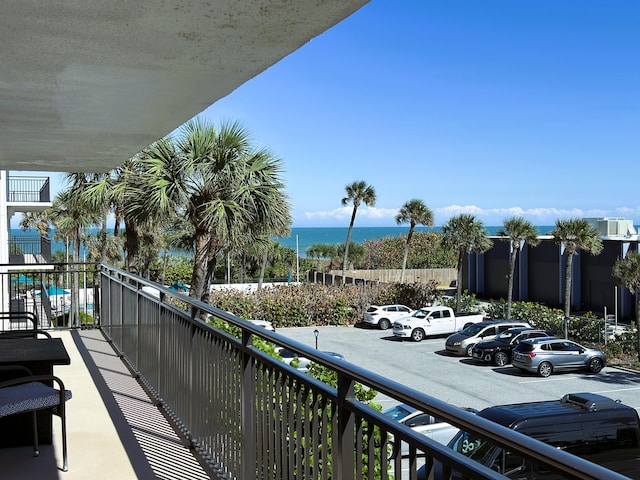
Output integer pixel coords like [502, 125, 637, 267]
[512, 337, 606, 377]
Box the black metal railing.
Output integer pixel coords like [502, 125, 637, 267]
[6, 176, 50, 203]
[98, 264, 626, 480]
[0, 264, 100, 332]
[9, 235, 52, 263]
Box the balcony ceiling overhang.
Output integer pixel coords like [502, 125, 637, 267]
[0, 0, 368, 173]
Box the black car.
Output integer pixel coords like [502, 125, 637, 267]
[472, 327, 551, 366]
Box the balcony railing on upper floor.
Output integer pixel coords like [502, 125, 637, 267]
[9, 234, 51, 264]
[7, 175, 50, 203]
[92, 265, 624, 480]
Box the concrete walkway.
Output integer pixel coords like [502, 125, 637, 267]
[0, 329, 210, 480]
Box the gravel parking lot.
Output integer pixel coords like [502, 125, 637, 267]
[277, 324, 640, 414]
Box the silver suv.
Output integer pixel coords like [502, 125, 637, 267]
[512, 337, 606, 377]
[445, 320, 531, 356]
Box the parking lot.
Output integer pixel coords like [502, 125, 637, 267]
[277, 324, 640, 414]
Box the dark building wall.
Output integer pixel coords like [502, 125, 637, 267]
[482, 240, 510, 299]
[465, 238, 639, 321]
[526, 240, 561, 307]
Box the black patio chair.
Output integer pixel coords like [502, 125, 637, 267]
[0, 365, 72, 471]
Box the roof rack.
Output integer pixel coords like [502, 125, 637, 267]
[561, 393, 620, 411]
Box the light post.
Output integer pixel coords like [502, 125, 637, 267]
[314, 329, 319, 350]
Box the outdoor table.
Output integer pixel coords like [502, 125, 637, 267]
[0, 337, 71, 447]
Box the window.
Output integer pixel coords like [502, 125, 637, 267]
[405, 414, 435, 427]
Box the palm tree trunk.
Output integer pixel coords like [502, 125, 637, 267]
[71, 227, 81, 328]
[190, 230, 211, 302]
[400, 226, 414, 283]
[124, 218, 139, 275]
[258, 250, 268, 289]
[507, 243, 518, 319]
[564, 253, 573, 339]
[342, 207, 358, 284]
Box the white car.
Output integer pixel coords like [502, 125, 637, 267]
[364, 305, 414, 330]
[249, 319, 276, 332]
[275, 347, 345, 373]
[383, 404, 466, 456]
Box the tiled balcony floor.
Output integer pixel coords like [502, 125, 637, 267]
[0, 329, 211, 480]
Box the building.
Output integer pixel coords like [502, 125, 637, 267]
[464, 218, 639, 321]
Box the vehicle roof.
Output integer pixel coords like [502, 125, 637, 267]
[472, 320, 529, 326]
[520, 336, 567, 344]
[479, 393, 636, 429]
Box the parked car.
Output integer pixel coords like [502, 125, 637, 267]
[512, 337, 606, 377]
[249, 319, 276, 332]
[471, 327, 552, 366]
[275, 347, 345, 373]
[364, 304, 414, 330]
[421, 392, 640, 479]
[392, 306, 485, 342]
[445, 320, 531, 357]
[383, 403, 470, 456]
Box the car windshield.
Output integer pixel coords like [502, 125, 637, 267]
[383, 405, 413, 421]
[450, 430, 497, 465]
[460, 324, 485, 336]
[412, 310, 429, 319]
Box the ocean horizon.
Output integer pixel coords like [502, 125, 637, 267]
[11, 225, 555, 258]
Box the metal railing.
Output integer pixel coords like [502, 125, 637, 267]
[0, 264, 100, 331]
[9, 235, 52, 263]
[98, 264, 627, 480]
[6, 175, 50, 203]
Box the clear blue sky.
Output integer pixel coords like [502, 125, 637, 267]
[24, 0, 640, 228]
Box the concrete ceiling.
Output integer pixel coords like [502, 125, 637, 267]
[0, 0, 368, 173]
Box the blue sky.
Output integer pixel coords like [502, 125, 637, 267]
[25, 0, 640, 228]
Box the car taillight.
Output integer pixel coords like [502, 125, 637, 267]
[524, 352, 536, 358]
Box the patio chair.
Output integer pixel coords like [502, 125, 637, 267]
[0, 365, 72, 471]
[0, 329, 52, 339]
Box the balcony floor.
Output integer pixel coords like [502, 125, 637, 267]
[0, 329, 211, 479]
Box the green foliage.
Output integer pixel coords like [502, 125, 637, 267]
[441, 291, 482, 313]
[363, 232, 456, 269]
[149, 255, 194, 285]
[206, 282, 444, 328]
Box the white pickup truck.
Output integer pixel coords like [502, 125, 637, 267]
[392, 306, 485, 342]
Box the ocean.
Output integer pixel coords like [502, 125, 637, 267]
[13, 225, 557, 258]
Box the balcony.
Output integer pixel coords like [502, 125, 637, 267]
[6, 176, 51, 210]
[0, 329, 210, 480]
[0, 264, 626, 479]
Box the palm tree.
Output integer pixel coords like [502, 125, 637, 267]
[441, 214, 492, 312]
[395, 199, 434, 283]
[128, 118, 291, 302]
[496, 217, 540, 319]
[613, 251, 640, 361]
[341, 180, 376, 284]
[550, 218, 603, 338]
[48, 189, 101, 327]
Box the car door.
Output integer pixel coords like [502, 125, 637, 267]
[549, 341, 581, 370]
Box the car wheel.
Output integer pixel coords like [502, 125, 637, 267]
[538, 361, 553, 377]
[466, 344, 475, 357]
[379, 319, 391, 330]
[411, 329, 425, 342]
[494, 351, 509, 367]
[588, 357, 604, 373]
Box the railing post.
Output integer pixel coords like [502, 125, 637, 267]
[241, 330, 256, 480]
[335, 372, 355, 480]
